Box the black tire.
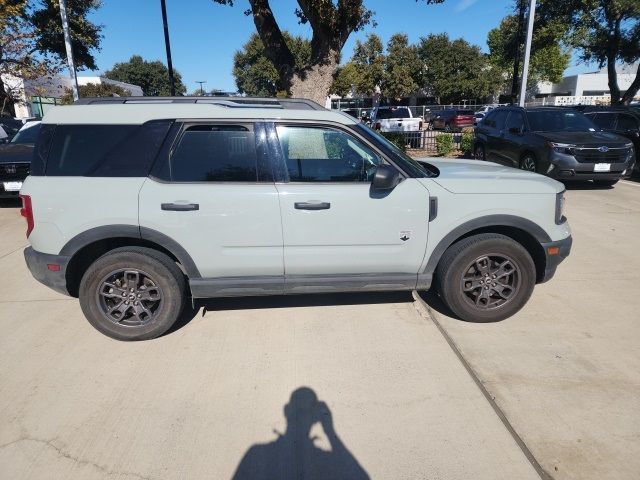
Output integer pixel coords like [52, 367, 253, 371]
[444, 123, 452, 133]
[435, 233, 536, 323]
[592, 179, 618, 187]
[79, 247, 187, 341]
[519, 153, 538, 173]
[474, 143, 485, 161]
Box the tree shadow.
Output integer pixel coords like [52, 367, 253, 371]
[231, 387, 370, 480]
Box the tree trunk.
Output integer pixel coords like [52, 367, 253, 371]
[0, 76, 17, 117]
[288, 53, 339, 106]
[606, 55, 621, 105]
[621, 64, 640, 105]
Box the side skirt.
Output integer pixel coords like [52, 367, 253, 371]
[189, 273, 419, 298]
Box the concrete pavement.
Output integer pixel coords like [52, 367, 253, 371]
[0, 201, 538, 479]
[419, 180, 640, 480]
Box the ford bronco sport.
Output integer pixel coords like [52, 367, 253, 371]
[21, 97, 572, 340]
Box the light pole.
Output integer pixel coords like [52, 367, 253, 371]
[518, 0, 536, 107]
[160, 0, 176, 96]
[195, 81, 206, 95]
[58, 0, 79, 101]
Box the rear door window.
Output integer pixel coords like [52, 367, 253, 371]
[169, 124, 258, 182]
[46, 124, 170, 176]
[485, 110, 508, 129]
[506, 111, 525, 133]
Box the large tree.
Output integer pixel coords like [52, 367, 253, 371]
[213, 0, 444, 103]
[104, 55, 187, 96]
[30, 0, 102, 71]
[487, 8, 570, 96]
[381, 34, 419, 99]
[350, 33, 385, 96]
[233, 32, 311, 97]
[60, 81, 130, 104]
[537, 0, 640, 105]
[417, 33, 500, 104]
[0, 0, 102, 115]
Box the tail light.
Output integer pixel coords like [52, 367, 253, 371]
[19, 194, 34, 237]
[374, 122, 381, 130]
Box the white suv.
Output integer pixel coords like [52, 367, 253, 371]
[21, 97, 572, 340]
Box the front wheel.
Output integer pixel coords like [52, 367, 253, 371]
[519, 154, 538, 172]
[436, 234, 536, 322]
[79, 247, 187, 340]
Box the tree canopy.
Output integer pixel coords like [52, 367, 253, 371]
[60, 81, 130, 104]
[104, 55, 187, 96]
[213, 0, 444, 103]
[233, 32, 310, 97]
[536, 0, 640, 104]
[0, 0, 102, 115]
[418, 33, 500, 104]
[487, 9, 570, 94]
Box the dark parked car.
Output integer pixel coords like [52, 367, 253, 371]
[474, 106, 635, 187]
[432, 109, 475, 132]
[581, 106, 640, 172]
[0, 121, 40, 198]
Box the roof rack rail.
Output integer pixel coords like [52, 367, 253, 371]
[73, 96, 325, 111]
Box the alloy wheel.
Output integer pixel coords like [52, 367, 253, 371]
[520, 156, 536, 172]
[460, 254, 520, 310]
[96, 268, 163, 327]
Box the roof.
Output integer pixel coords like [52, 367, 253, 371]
[42, 97, 356, 125]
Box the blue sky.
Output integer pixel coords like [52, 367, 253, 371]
[86, 0, 591, 92]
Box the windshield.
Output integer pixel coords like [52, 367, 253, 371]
[527, 110, 597, 132]
[354, 123, 433, 178]
[376, 108, 410, 119]
[11, 123, 41, 144]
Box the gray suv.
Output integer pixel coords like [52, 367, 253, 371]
[474, 106, 635, 187]
[21, 97, 572, 340]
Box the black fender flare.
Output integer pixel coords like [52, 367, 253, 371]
[59, 224, 201, 278]
[423, 214, 550, 276]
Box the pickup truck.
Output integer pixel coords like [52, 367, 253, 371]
[371, 106, 423, 147]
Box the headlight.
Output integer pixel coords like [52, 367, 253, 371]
[555, 191, 566, 225]
[548, 142, 576, 155]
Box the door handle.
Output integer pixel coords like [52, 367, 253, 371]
[161, 202, 199, 211]
[294, 201, 331, 210]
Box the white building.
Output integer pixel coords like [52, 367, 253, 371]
[1, 74, 143, 118]
[535, 63, 639, 106]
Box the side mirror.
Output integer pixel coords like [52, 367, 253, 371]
[372, 164, 400, 190]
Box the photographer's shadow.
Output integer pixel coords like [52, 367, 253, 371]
[232, 387, 370, 480]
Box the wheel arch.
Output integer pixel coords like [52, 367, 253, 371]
[424, 215, 549, 285]
[61, 225, 200, 297]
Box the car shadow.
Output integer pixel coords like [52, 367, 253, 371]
[231, 386, 370, 480]
[164, 291, 413, 336]
[0, 198, 21, 208]
[415, 290, 462, 321]
[562, 180, 621, 190]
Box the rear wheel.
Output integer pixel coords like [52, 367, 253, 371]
[79, 247, 186, 341]
[474, 143, 485, 161]
[444, 123, 452, 133]
[436, 234, 536, 322]
[592, 179, 618, 187]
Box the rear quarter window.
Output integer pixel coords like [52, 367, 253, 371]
[45, 121, 172, 177]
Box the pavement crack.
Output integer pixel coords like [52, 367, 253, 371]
[0, 436, 154, 480]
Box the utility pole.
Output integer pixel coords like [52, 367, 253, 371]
[519, 0, 536, 107]
[510, 0, 526, 103]
[195, 81, 206, 95]
[160, 0, 176, 96]
[58, 0, 79, 101]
